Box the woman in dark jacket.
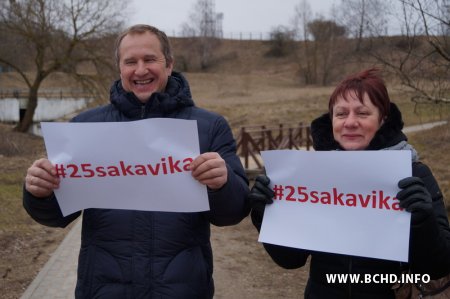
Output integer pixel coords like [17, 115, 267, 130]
[249, 68, 450, 298]
[23, 25, 249, 299]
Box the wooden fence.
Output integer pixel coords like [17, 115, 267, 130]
[236, 123, 313, 171]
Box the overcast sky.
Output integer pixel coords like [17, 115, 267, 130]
[130, 0, 338, 37]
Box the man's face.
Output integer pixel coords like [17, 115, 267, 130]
[118, 31, 173, 103]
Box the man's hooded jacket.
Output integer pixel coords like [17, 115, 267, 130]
[24, 72, 250, 299]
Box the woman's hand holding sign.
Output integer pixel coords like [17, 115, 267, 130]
[248, 175, 274, 231]
[396, 176, 433, 224]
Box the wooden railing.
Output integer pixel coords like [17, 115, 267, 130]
[236, 123, 313, 170]
[0, 88, 91, 99]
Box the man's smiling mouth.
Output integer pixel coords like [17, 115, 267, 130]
[134, 79, 153, 85]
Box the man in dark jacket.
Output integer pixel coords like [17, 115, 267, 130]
[23, 24, 250, 299]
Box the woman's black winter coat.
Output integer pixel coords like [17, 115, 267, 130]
[255, 103, 450, 299]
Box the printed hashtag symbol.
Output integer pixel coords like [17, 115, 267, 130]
[55, 164, 66, 178]
[273, 185, 284, 200]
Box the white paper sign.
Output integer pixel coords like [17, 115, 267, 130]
[259, 150, 412, 262]
[41, 118, 209, 216]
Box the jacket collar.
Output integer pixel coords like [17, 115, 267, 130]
[310, 102, 407, 151]
[109, 71, 194, 119]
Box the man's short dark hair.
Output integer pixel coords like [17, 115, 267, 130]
[114, 24, 174, 68]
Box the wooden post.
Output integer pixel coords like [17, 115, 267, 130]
[306, 126, 312, 150]
[241, 127, 249, 169]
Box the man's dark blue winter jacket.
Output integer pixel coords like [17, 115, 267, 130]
[23, 72, 250, 298]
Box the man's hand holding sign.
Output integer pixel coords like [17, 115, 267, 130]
[190, 152, 228, 190]
[26, 158, 60, 198]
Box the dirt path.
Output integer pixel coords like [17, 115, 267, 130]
[402, 120, 447, 133]
[212, 217, 308, 298]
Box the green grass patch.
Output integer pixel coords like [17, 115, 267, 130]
[0, 182, 35, 232]
[0, 172, 25, 185]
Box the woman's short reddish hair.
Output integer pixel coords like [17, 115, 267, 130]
[328, 68, 391, 120]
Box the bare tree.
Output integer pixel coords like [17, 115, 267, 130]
[368, 0, 449, 105]
[337, 0, 388, 51]
[0, 0, 128, 132]
[292, 0, 347, 85]
[308, 19, 347, 85]
[181, 0, 222, 70]
[292, 0, 316, 84]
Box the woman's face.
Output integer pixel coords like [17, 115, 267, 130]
[332, 91, 382, 150]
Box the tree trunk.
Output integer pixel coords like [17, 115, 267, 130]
[14, 87, 38, 133]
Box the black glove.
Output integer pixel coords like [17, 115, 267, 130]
[396, 177, 433, 224]
[249, 175, 274, 231]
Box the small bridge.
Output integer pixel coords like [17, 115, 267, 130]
[236, 123, 313, 177]
[0, 88, 93, 135]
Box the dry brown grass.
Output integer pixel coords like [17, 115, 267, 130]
[185, 72, 450, 132]
[0, 38, 449, 298]
[185, 72, 333, 130]
[408, 122, 450, 212]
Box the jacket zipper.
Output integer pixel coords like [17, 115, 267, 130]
[141, 105, 145, 118]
